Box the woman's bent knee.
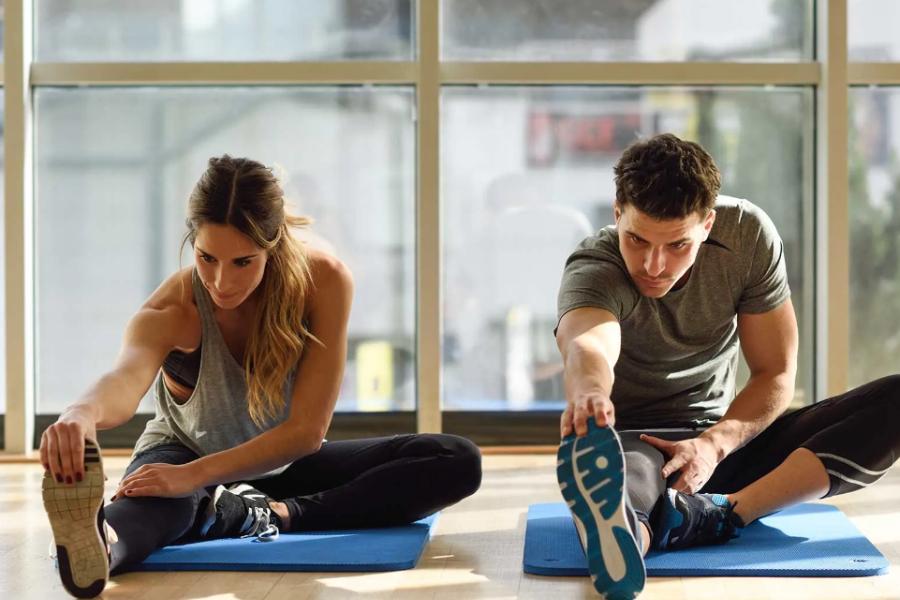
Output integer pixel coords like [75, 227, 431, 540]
[409, 433, 482, 499]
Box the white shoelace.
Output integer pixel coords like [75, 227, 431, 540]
[239, 506, 280, 541]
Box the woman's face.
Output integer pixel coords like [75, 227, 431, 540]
[193, 223, 268, 310]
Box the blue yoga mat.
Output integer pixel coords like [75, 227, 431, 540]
[128, 514, 438, 573]
[524, 503, 889, 577]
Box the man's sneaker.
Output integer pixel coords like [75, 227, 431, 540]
[200, 483, 280, 541]
[42, 439, 109, 599]
[654, 489, 743, 550]
[557, 421, 645, 600]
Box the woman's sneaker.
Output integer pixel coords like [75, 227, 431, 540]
[42, 439, 110, 599]
[200, 483, 281, 541]
[557, 421, 645, 600]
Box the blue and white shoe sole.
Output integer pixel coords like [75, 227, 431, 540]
[557, 421, 645, 600]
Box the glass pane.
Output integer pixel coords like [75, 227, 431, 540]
[37, 0, 413, 62]
[35, 87, 415, 414]
[442, 0, 812, 62]
[442, 86, 814, 411]
[848, 88, 900, 386]
[0, 89, 4, 417]
[849, 0, 900, 61]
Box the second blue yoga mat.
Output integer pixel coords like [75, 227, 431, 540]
[129, 513, 438, 572]
[524, 503, 888, 577]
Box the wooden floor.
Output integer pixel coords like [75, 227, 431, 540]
[2, 453, 899, 599]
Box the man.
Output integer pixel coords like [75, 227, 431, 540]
[554, 133, 899, 600]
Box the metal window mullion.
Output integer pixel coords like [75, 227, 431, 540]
[817, 0, 849, 399]
[30, 62, 820, 87]
[31, 62, 418, 85]
[415, 0, 441, 433]
[849, 62, 900, 84]
[3, 0, 34, 454]
[441, 62, 820, 85]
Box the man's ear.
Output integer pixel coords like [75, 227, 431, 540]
[614, 203, 623, 224]
[702, 208, 716, 239]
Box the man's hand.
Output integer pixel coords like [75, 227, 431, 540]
[640, 434, 719, 494]
[561, 392, 615, 438]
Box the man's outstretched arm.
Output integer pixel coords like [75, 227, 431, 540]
[556, 307, 622, 437]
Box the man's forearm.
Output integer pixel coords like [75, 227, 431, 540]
[564, 339, 615, 401]
[700, 371, 795, 462]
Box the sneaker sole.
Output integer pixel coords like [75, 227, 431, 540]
[557, 422, 645, 600]
[42, 440, 108, 599]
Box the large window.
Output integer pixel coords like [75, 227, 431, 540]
[849, 0, 900, 61]
[847, 1, 900, 388]
[37, 0, 413, 62]
[848, 91, 900, 387]
[35, 88, 415, 414]
[442, 86, 814, 410]
[443, 0, 813, 61]
[0, 0, 891, 448]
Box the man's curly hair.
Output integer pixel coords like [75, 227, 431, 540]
[613, 133, 721, 219]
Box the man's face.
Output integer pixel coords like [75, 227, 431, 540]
[614, 203, 716, 298]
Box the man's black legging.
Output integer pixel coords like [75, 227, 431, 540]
[104, 433, 482, 575]
[622, 374, 900, 539]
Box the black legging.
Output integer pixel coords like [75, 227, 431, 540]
[622, 374, 900, 536]
[105, 433, 482, 575]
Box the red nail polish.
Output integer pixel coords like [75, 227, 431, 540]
[66, 476, 73, 484]
[56, 474, 63, 483]
[42, 464, 49, 471]
[76, 473, 83, 482]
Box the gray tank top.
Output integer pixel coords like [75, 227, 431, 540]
[132, 268, 300, 477]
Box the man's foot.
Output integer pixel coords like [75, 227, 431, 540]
[42, 439, 109, 599]
[654, 489, 743, 550]
[557, 421, 646, 600]
[200, 483, 281, 541]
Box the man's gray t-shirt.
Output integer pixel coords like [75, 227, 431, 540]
[555, 196, 790, 429]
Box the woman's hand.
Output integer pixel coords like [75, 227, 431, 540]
[112, 462, 203, 500]
[40, 406, 98, 485]
[640, 434, 719, 494]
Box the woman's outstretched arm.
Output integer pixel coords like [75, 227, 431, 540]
[40, 299, 179, 485]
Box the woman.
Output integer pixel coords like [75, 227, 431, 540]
[40, 156, 482, 599]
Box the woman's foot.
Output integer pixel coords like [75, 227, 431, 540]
[42, 439, 110, 598]
[200, 483, 281, 540]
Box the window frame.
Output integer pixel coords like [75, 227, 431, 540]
[2, 0, 882, 450]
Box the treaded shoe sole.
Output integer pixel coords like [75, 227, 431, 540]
[557, 421, 645, 600]
[42, 440, 108, 599]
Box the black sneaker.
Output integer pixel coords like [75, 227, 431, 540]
[42, 439, 110, 599]
[654, 489, 743, 550]
[200, 483, 280, 541]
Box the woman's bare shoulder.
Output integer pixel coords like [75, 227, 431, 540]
[143, 266, 196, 311]
[137, 267, 200, 348]
[305, 246, 353, 294]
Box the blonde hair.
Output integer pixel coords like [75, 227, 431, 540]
[180, 155, 320, 427]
